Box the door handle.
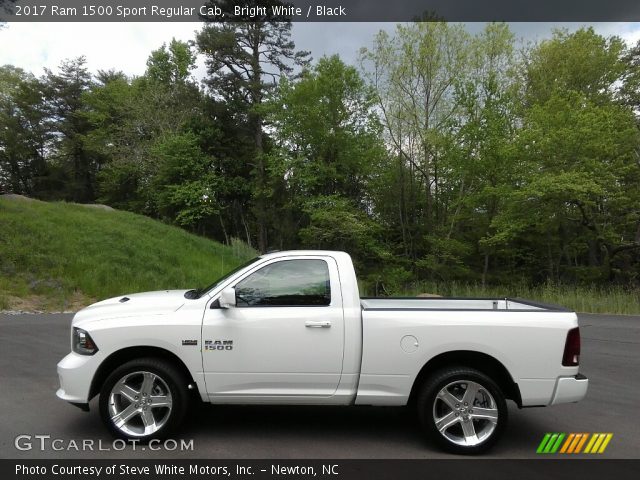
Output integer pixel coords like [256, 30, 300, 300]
[305, 321, 332, 328]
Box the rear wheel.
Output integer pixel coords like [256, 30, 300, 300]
[99, 358, 189, 441]
[417, 367, 507, 454]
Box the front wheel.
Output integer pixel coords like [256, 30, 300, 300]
[99, 358, 189, 441]
[417, 367, 508, 454]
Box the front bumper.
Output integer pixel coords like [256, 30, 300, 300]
[550, 373, 589, 405]
[56, 351, 102, 404]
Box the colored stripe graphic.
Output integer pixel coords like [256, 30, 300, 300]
[537, 433, 552, 453]
[598, 434, 613, 453]
[559, 434, 573, 453]
[550, 433, 565, 453]
[537, 433, 566, 453]
[537, 433, 613, 454]
[544, 433, 559, 453]
[584, 433, 613, 454]
[584, 434, 598, 453]
[574, 434, 588, 453]
[567, 433, 583, 453]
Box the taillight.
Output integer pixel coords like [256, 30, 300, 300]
[562, 327, 581, 366]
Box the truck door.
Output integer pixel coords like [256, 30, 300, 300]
[201, 256, 345, 400]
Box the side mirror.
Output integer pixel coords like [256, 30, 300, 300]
[219, 287, 236, 309]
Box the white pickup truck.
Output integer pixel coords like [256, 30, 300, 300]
[57, 250, 588, 454]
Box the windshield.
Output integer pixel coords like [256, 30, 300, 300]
[185, 257, 260, 299]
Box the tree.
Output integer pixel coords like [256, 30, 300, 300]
[43, 57, 97, 202]
[525, 27, 625, 106]
[150, 132, 221, 232]
[0, 66, 50, 194]
[197, 0, 310, 251]
[299, 195, 388, 274]
[269, 55, 383, 199]
[267, 55, 386, 253]
[485, 28, 640, 283]
[146, 39, 197, 86]
[449, 23, 520, 286]
[360, 22, 472, 244]
[87, 40, 203, 212]
[83, 73, 143, 210]
[139, 39, 202, 136]
[361, 23, 520, 284]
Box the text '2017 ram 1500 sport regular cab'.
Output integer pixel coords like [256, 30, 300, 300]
[57, 250, 588, 454]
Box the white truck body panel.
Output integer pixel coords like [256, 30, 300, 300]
[57, 250, 587, 412]
[357, 309, 578, 406]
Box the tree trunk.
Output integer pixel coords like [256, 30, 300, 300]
[423, 144, 433, 230]
[587, 239, 600, 266]
[240, 208, 252, 248]
[253, 117, 267, 253]
[219, 214, 229, 245]
[482, 253, 489, 289]
[250, 27, 267, 253]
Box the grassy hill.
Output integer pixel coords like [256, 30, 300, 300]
[0, 196, 257, 311]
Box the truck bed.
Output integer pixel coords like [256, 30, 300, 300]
[357, 296, 578, 407]
[360, 297, 570, 312]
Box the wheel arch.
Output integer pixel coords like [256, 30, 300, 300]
[408, 350, 522, 408]
[89, 346, 197, 400]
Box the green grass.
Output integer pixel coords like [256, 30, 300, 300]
[0, 197, 258, 311]
[403, 281, 640, 315]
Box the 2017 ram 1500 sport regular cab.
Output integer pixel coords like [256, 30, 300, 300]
[57, 250, 588, 454]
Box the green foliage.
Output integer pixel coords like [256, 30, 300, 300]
[416, 236, 474, 281]
[269, 55, 383, 200]
[299, 195, 387, 267]
[196, 1, 310, 105]
[525, 27, 626, 105]
[146, 39, 197, 86]
[43, 57, 99, 202]
[265, 55, 389, 273]
[85, 40, 212, 222]
[483, 29, 640, 282]
[150, 132, 220, 229]
[0, 66, 50, 195]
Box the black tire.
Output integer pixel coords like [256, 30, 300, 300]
[417, 366, 508, 455]
[99, 357, 189, 442]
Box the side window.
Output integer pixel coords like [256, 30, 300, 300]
[234, 259, 331, 307]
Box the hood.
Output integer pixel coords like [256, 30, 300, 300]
[72, 290, 190, 327]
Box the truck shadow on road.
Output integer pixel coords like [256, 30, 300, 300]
[174, 402, 545, 457]
[20, 400, 562, 458]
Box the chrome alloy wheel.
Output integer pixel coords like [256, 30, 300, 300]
[107, 371, 173, 437]
[432, 380, 499, 447]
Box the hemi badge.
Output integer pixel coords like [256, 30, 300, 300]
[181, 339, 198, 346]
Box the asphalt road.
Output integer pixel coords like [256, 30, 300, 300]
[0, 313, 637, 459]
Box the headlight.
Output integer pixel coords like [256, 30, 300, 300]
[72, 327, 98, 355]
